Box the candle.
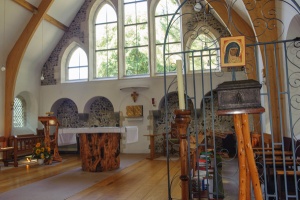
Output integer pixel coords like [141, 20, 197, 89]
[176, 60, 185, 110]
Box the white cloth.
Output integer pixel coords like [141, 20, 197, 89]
[58, 132, 77, 146]
[125, 126, 138, 144]
[58, 127, 123, 146]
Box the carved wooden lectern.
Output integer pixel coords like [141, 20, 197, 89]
[38, 116, 62, 162]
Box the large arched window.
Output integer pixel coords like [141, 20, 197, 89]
[155, 0, 181, 74]
[63, 0, 224, 82]
[188, 33, 220, 72]
[124, 0, 149, 76]
[95, 4, 118, 78]
[67, 47, 88, 81]
[13, 97, 26, 128]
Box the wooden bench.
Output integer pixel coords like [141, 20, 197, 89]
[4, 134, 54, 167]
[276, 170, 300, 199]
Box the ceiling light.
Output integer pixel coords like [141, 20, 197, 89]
[1, 65, 5, 72]
[194, 0, 202, 12]
[41, 74, 44, 81]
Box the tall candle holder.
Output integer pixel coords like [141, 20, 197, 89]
[174, 109, 191, 200]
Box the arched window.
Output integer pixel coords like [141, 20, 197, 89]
[188, 33, 220, 72]
[13, 97, 26, 128]
[124, 0, 149, 76]
[95, 4, 118, 78]
[67, 47, 88, 81]
[155, 0, 181, 74]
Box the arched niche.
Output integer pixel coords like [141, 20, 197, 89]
[50, 98, 79, 128]
[84, 96, 118, 127]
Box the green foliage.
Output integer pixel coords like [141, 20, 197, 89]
[32, 142, 51, 161]
[125, 48, 149, 75]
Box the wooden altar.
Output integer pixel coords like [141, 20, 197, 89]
[38, 116, 62, 162]
[79, 132, 121, 172]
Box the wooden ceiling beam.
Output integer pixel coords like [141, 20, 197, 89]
[12, 0, 68, 31]
[4, 0, 55, 138]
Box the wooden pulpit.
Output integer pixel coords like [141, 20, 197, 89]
[38, 116, 62, 162]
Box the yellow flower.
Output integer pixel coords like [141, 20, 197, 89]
[33, 142, 52, 161]
[35, 149, 41, 155]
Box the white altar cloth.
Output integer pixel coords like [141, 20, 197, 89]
[125, 126, 138, 144]
[58, 127, 125, 146]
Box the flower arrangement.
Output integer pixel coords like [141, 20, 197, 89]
[32, 142, 52, 161]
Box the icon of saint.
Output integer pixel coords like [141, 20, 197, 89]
[224, 42, 241, 64]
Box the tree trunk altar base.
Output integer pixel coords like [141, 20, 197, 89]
[79, 133, 121, 172]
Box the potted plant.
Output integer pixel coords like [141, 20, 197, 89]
[32, 142, 52, 165]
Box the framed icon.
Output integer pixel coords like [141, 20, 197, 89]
[220, 36, 246, 67]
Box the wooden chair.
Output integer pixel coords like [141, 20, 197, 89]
[0, 136, 6, 147]
[163, 123, 179, 156]
[36, 128, 44, 136]
[283, 136, 292, 151]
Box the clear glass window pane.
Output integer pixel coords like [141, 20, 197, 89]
[13, 97, 25, 128]
[67, 47, 88, 80]
[96, 50, 118, 78]
[125, 47, 149, 75]
[124, 4, 136, 25]
[68, 68, 80, 80]
[136, 2, 147, 23]
[96, 4, 117, 23]
[95, 3, 118, 78]
[155, 17, 168, 44]
[69, 49, 80, 67]
[189, 34, 220, 72]
[137, 24, 148, 46]
[155, 0, 181, 74]
[156, 0, 179, 15]
[125, 25, 136, 47]
[80, 67, 88, 79]
[96, 24, 118, 50]
[124, 0, 148, 76]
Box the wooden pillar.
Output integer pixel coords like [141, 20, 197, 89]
[233, 114, 247, 199]
[219, 110, 264, 200]
[241, 113, 262, 199]
[174, 109, 191, 200]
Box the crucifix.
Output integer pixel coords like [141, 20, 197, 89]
[131, 91, 139, 102]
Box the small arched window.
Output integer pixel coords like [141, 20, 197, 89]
[188, 33, 220, 72]
[13, 97, 26, 128]
[67, 47, 88, 81]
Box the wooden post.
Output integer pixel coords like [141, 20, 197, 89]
[218, 109, 265, 200]
[241, 113, 263, 200]
[233, 114, 247, 200]
[174, 109, 191, 200]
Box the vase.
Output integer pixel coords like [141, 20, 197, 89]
[37, 159, 44, 165]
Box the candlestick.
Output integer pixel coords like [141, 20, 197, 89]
[176, 60, 185, 110]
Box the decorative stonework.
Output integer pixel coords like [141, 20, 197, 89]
[153, 90, 250, 154]
[55, 97, 118, 128]
[57, 99, 79, 128]
[41, 0, 93, 85]
[89, 97, 118, 127]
